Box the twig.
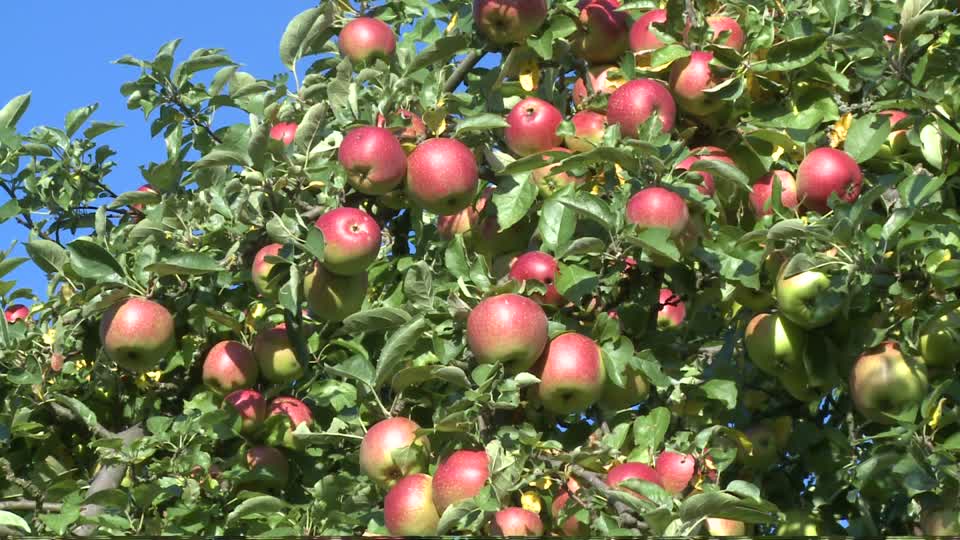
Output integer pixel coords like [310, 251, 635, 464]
[73, 424, 145, 537]
[0, 500, 63, 512]
[541, 456, 645, 530]
[48, 402, 115, 440]
[443, 50, 486, 94]
[162, 88, 222, 145]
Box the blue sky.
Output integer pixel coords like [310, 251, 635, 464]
[0, 2, 309, 302]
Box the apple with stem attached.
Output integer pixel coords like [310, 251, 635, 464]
[338, 126, 407, 195]
[100, 297, 176, 372]
[537, 332, 606, 414]
[468, 293, 548, 373]
[407, 138, 480, 215]
[314, 207, 381, 276]
[432, 450, 490, 513]
[339, 17, 396, 63]
[474, 0, 548, 45]
[359, 417, 427, 487]
[608, 79, 677, 136]
[384, 474, 440, 535]
[795, 147, 863, 213]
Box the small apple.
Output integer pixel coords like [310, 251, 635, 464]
[626, 186, 690, 237]
[359, 417, 427, 487]
[629, 9, 667, 52]
[407, 138, 480, 215]
[919, 309, 960, 368]
[529, 147, 587, 196]
[775, 264, 845, 329]
[202, 340, 259, 395]
[505, 97, 563, 156]
[655, 451, 695, 494]
[572, 65, 624, 106]
[338, 126, 407, 195]
[468, 293, 548, 373]
[607, 79, 677, 136]
[509, 251, 564, 306]
[339, 17, 396, 63]
[669, 51, 724, 116]
[565, 110, 606, 152]
[850, 341, 928, 424]
[474, 0, 548, 45]
[252, 324, 305, 384]
[251, 243, 284, 299]
[657, 288, 686, 328]
[432, 449, 490, 512]
[245, 446, 290, 491]
[489, 507, 544, 536]
[313, 207, 381, 276]
[378, 108, 427, 146]
[4, 304, 29, 324]
[269, 122, 297, 145]
[384, 474, 440, 535]
[100, 297, 176, 372]
[572, 0, 629, 64]
[224, 389, 266, 435]
[303, 263, 368, 322]
[268, 396, 314, 449]
[879, 110, 910, 155]
[537, 332, 606, 414]
[795, 147, 863, 213]
[744, 312, 806, 375]
[750, 170, 799, 217]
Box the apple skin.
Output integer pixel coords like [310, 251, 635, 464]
[432, 450, 490, 512]
[437, 200, 481, 239]
[224, 389, 266, 435]
[489, 507, 544, 536]
[629, 9, 667, 52]
[269, 122, 297, 145]
[530, 147, 587, 196]
[919, 310, 960, 368]
[303, 263, 368, 322]
[565, 111, 606, 153]
[252, 324, 305, 384]
[776, 511, 823, 536]
[339, 17, 396, 63]
[655, 451, 695, 494]
[775, 266, 845, 329]
[245, 446, 290, 491]
[359, 417, 427, 487]
[573, 0, 629, 64]
[509, 251, 564, 306]
[750, 170, 799, 217]
[338, 126, 407, 195]
[850, 341, 929, 424]
[795, 147, 863, 213]
[467, 293, 548, 373]
[625, 186, 690, 237]
[474, 0, 548, 45]
[599, 366, 650, 411]
[606, 462, 662, 497]
[607, 79, 677, 136]
[384, 474, 440, 536]
[268, 396, 314, 449]
[314, 207, 381, 276]
[551, 490, 588, 535]
[572, 65, 623, 106]
[657, 288, 686, 328]
[251, 243, 284, 299]
[407, 138, 480, 215]
[669, 51, 724, 116]
[744, 313, 806, 375]
[707, 16, 745, 51]
[202, 341, 258, 395]
[536, 332, 606, 415]
[706, 517, 748, 536]
[4, 304, 29, 324]
[505, 97, 563, 156]
[879, 109, 910, 155]
[675, 146, 735, 196]
[100, 297, 176, 372]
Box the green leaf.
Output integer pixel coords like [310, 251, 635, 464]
[844, 113, 892, 162]
[84, 121, 123, 139]
[374, 316, 428, 387]
[555, 263, 598, 301]
[392, 365, 470, 392]
[279, 6, 336, 70]
[701, 379, 738, 409]
[757, 34, 827, 72]
[558, 192, 616, 231]
[190, 148, 251, 170]
[690, 158, 750, 188]
[454, 114, 510, 135]
[0, 92, 30, 130]
[65, 104, 98, 138]
[0, 257, 26, 280]
[0, 199, 21, 223]
[539, 195, 577, 252]
[25, 238, 68, 274]
[0, 510, 31, 534]
[404, 35, 470, 76]
[403, 261, 433, 307]
[492, 177, 538, 231]
[303, 227, 326, 261]
[145, 254, 224, 276]
[294, 102, 327, 149]
[633, 406, 671, 454]
[679, 491, 780, 524]
[67, 238, 124, 280]
[630, 228, 681, 262]
[341, 307, 412, 333]
[109, 189, 161, 209]
[51, 393, 100, 433]
[650, 44, 690, 67]
[226, 495, 288, 523]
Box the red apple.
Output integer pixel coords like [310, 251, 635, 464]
[224, 389, 266, 435]
[608, 79, 677, 136]
[795, 147, 863, 213]
[565, 111, 606, 152]
[625, 186, 690, 237]
[314, 207, 381, 275]
[378, 109, 427, 144]
[657, 288, 686, 328]
[474, 0, 548, 45]
[655, 451, 695, 494]
[750, 170, 799, 217]
[669, 51, 724, 116]
[432, 450, 490, 512]
[707, 16, 745, 51]
[707, 517, 748, 536]
[490, 507, 544, 536]
[537, 333, 606, 414]
[359, 417, 427, 487]
[269, 396, 314, 449]
[551, 489, 587, 535]
[509, 251, 564, 306]
[202, 340, 259, 395]
[251, 243, 284, 299]
[245, 446, 289, 490]
[505, 97, 563, 156]
[269, 122, 297, 145]
[130, 184, 158, 216]
[879, 109, 910, 154]
[384, 474, 440, 535]
[468, 293, 549, 373]
[339, 17, 396, 63]
[572, 65, 623, 106]
[436, 202, 480, 239]
[573, 0, 629, 63]
[675, 146, 735, 196]
[338, 126, 407, 195]
[530, 147, 587, 195]
[606, 462, 662, 497]
[407, 138, 480, 215]
[629, 9, 668, 52]
[4, 304, 29, 324]
[100, 297, 176, 372]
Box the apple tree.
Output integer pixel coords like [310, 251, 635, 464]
[2, 0, 960, 536]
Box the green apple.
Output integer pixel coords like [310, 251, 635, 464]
[919, 309, 960, 368]
[776, 511, 823, 536]
[775, 265, 845, 329]
[850, 341, 928, 424]
[599, 366, 650, 411]
[744, 313, 806, 375]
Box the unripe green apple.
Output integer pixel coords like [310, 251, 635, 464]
[850, 341, 928, 424]
[775, 265, 845, 329]
[919, 309, 960, 368]
[252, 324, 304, 384]
[303, 263, 368, 322]
[599, 366, 650, 411]
[740, 424, 780, 470]
[777, 362, 819, 402]
[744, 313, 806, 375]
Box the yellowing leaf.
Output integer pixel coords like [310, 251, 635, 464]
[445, 13, 458, 35]
[521, 491, 542, 514]
[929, 397, 947, 430]
[771, 145, 785, 161]
[829, 112, 854, 148]
[518, 57, 541, 92]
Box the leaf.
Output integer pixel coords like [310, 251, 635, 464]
[633, 406, 671, 452]
[679, 491, 780, 524]
[65, 104, 98, 138]
[0, 199, 20, 223]
[555, 263, 599, 301]
[0, 510, 31, 534]
[492, 177, 538, 231]
[145, 254, 224, 276]
[701, 379, 738, 409]
[294, 102, 327, 149]
[189, 148, 251, 170]
[109, 189, 161, 209]
[757, 34, 827, 72]
[403, 261, 433, 307]
[67, 238, 124, 280]
[690, 158, 750, 188]
[844, 113, 892, 162]
[226, 495, 288, 523]
[374, 316, 428, 387]
[83, 121, 123, 139]
[302, 227, 326, 261]
[454, 114, 510, 135]
[51, 393, 100, 433]
[0, 92, 30, 130]
[630, 228, 681, 262]
[26, 239, 68, 274]
[539, 195, 577, 252]
[558, 192, 616, 231]
[391, 365, 471, 392]
[279, 6, 335, 70]
[0, 257, 26, 280]
[404, 35, 470, 76]
[341, 307, 412, 333]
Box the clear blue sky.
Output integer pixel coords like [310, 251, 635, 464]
[0, 2, 309, 303]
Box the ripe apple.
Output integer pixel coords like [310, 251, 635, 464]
[744, 312, 806, 375]
[599, 366, 650, 411]
[437, 200, 480, 239]
[338, 126, 407, 195]
[505, 97, 563, 156]
[224, 389, 266, 435]
[130, 184, 158, 215]
[879, 109, 910, 155]
[432, 449, 490, 512]
[850, 341, 928, 424]
[565, 111, 606, 152]
[572, 65, 623, 106]
[407, 138, 480, 215]
[606, 462, 662, 497]
[303, 263, 368, 322]
[339, 17, 396, 63]
[537, 332, 606, 414]
[100, 297, 176, 372]
[384, 473, 440, 535]
[919, 309, 960, 368]
[252, 324, 304, 384]
[626, 186, 690, 237]
[530, 147, 586, 196]
[750, 170, 799, 217]
[4, 304, 29, 324]
[669, 51, 724, 116]
[551, 489, 588, 535]
[629, 9, 667, 52]
[245, 446, 289, 491]
[675, 146, 735, 196]
[202, 340, 259, 395]
[655, 451, 695, 494]
[313, 207, 381, 275]
[573, 0, 629, 64]
[468, 293, 548, 373]
[489, 507, 544, 536]
[775, 265, 845, 329]
[707, 16, 745, 51]
[251, 243, 284, 299]
[509, 251, 564, 306]
[706, 517, 748, 536]
[359, 417, 427, 487]
[474, 0, 548, 45]
[269, 122, 297, 145]
[608, 79, 677, 136]
[657, 288, 686, 328]
[776, 511, 823, 536]
[269, 396, 314, 449]
[795, 147, 863, 213]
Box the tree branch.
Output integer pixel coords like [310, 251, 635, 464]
[0, 499, 63, 512]
[47, 402, 115, 440]
[73, 424, 145, 537]
[443, 50, 486, 94]
[541, 457, 646, 530]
